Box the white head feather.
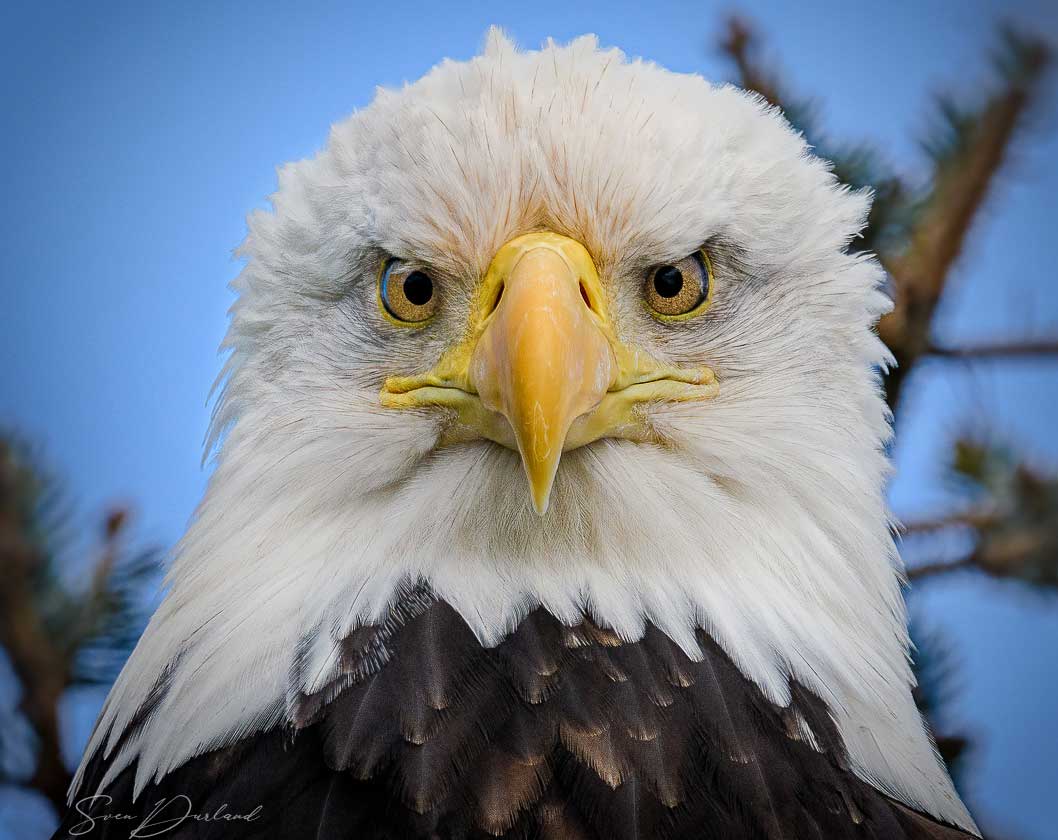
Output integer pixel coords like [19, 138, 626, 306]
[75, 29, 975, 832]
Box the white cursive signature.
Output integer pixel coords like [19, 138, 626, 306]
[68, 795, 263, 838]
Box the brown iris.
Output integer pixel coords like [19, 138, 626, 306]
[380, 260, 438, 324]
[645, 250, 712, 318]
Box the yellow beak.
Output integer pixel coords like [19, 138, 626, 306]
[469, 237, 614, 513]
[380, 232, 718, 516]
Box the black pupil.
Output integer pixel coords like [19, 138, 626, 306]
[653, 265, 684, 298]
[403, 271, 433, 306]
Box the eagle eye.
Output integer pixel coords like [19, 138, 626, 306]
[379, 260, 438, 325]
[645, 249, 713, 319]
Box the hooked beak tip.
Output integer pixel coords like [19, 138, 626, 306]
[529, 478, 554, 516]
[523, 450, 559, 516]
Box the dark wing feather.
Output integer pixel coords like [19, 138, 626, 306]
[54, 594, 978, 840]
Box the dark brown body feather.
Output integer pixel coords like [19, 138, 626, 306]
[55, 591, 976, 839]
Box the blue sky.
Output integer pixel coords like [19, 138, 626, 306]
[1, 1, 1057, 837]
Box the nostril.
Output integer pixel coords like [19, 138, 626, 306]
[487, 282, 504, 317]
[580, 282, 592, 311]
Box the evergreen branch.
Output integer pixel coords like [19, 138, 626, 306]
[0, 443, 71, 811]
[0, 438, 159, 813]
[719, 17, 783, 108]
[717, 19, 1051, 411]
[66, 510, 124, 658]
[905, 438, 1058, 588]
[717, 17, 918, 257]
[879, 30, 1050, 408]
[901, 510, 1000, 534]
[907, 522, 1057, 585]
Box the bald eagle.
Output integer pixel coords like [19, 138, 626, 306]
[55, 30, 979, 840]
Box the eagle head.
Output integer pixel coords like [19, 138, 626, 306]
[75, 29, 975, 834]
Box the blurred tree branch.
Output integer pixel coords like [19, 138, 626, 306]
[0, 438, 158, 812]
[719, 18, 783, 107]
[0, 489, 70, 810]
[879, 29, 1051, 406]
[719, 18, 1055, 409]
[901, 510, 1001, 534]
[904, 440, 1058, 587]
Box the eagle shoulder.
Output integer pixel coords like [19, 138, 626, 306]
[56, 596, 978, 840]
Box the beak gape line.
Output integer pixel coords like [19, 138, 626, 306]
[381, 232, 719, 515]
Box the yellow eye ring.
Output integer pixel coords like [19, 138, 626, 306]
[377, 259, 439, 326]
[645, 248, 714, 321]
